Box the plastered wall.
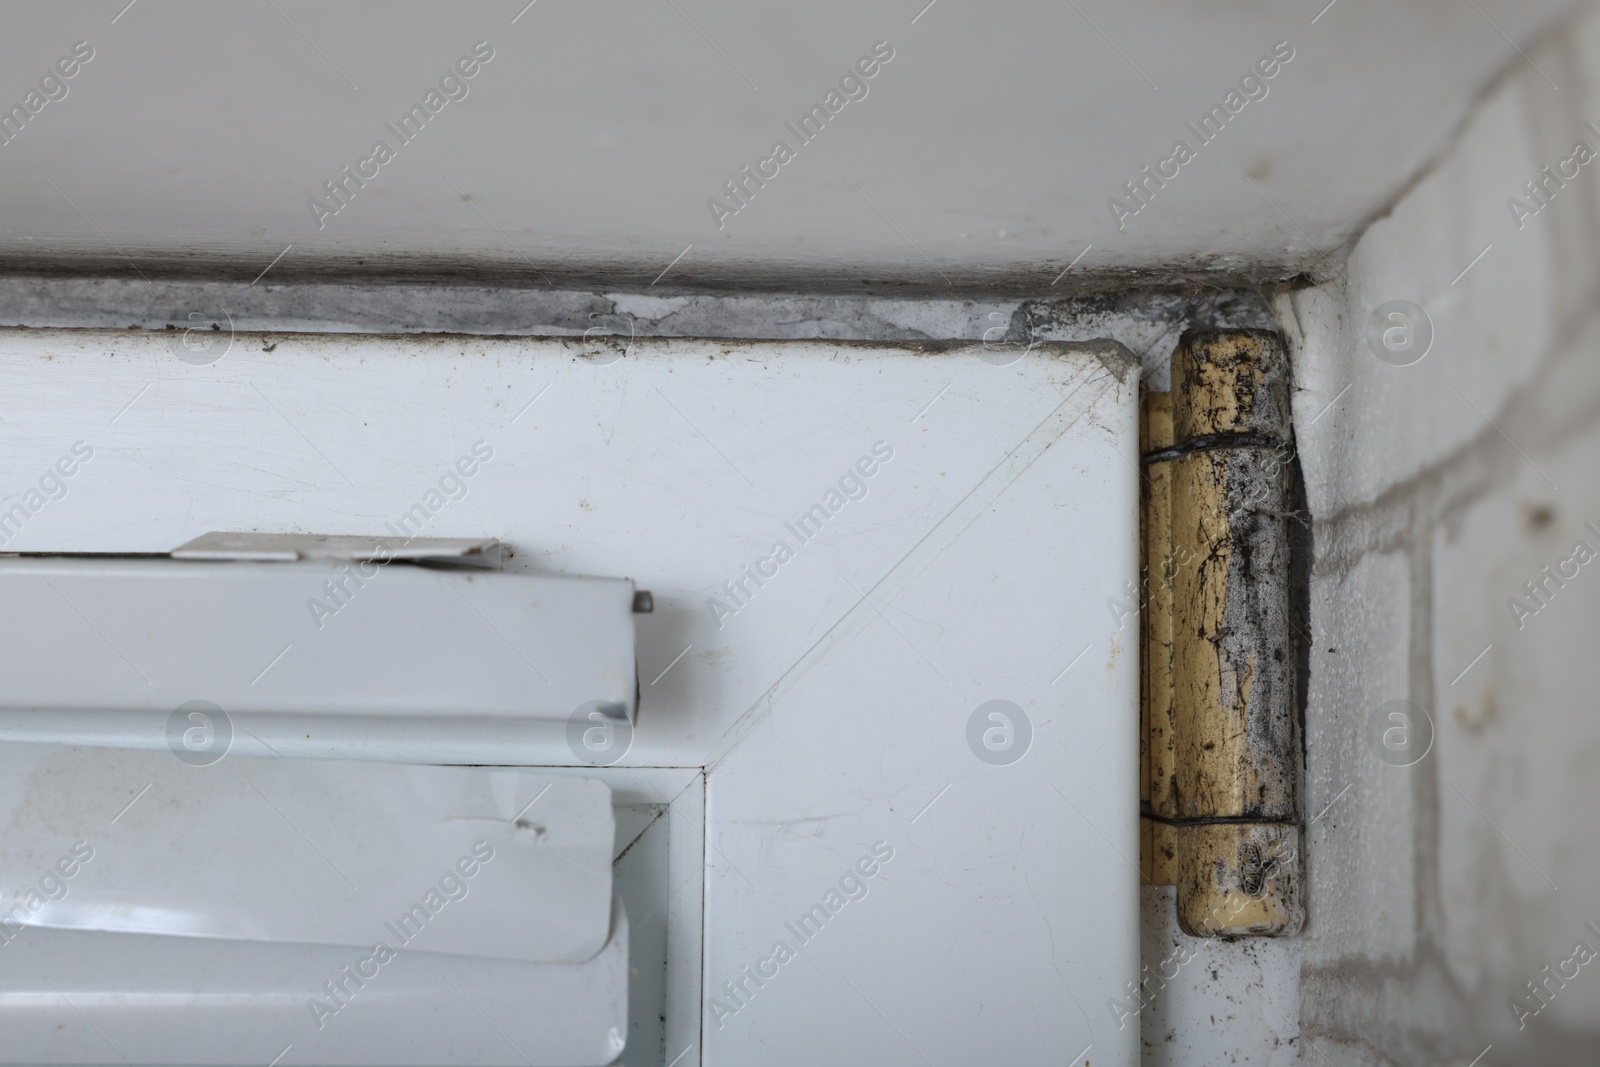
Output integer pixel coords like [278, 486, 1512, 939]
[1282, 8, 1600, 1061]
[0, 0, 1572, 287]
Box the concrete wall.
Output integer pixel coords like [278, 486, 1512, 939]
[0, 0, 1574, 287]
[1282, 8, 1600, 1061]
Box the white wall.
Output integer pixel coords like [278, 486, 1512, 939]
[0, 0, 1574, 287]
[1283, 8, 1600, 1060]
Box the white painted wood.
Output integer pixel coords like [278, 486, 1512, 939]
[489, 763, 703, 1067]
[0, 896, 630, 1066]
[0, 556, 637, 725]
[0, 747, 615, 964]
[0, 330, 1138, 1065]
[696, 355, 1139, 1067]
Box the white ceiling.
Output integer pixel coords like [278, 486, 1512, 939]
[0, 0, 1580, 288]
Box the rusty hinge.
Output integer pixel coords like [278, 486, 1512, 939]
[1139, 329, 1304, 938]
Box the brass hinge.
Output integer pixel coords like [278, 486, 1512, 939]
[1139, 329, 1304, 938]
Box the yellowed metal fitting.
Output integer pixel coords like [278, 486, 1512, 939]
[1175, 823, 1302, 937]
[1138, 385, 1175, 463]
[1170, 329, 1291, 442]
[1169, 448, 1294, 820]
[1140, 329, 1301, 933]
[1145, 383, 1184, 883]
[1141, 388, 1177, 821]
[1138, 387, 1179, 885]
[1142, 818, 1178, 886]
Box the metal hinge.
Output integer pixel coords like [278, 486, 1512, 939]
[1139, 329, 1304, 937]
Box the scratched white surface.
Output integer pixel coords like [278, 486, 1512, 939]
[0, 330, 1138, 1065]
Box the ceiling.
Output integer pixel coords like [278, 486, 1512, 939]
[0, 0, 1580, 290]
